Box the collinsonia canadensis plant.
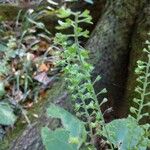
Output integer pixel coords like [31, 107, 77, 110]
[41, 1, 113, 150]
[54, 7, 111, 146]
[130, 38, 150, 122]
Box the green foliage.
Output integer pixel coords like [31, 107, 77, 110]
[47, 104, 86, 142]
[41, 128, 77, 150]
[0, 8, 51, 126]
[42, 104, 86, 149]
[54, 3, 109, 148]
[0, 44, 10, 76]
[101, 37, 150, 150]
[42, 0, 111, 149]
[0, 103, 17, 125]
[0, 82, 5, 98]
[102, 116, 149, 150]
[130, 38, 150, 122]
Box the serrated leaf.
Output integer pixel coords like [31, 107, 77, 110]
[41, 127, 76, 150]
[0, 103, 17, 125]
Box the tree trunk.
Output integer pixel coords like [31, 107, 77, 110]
[0, 0, 149, 149]
[123, 2, 150, 122]
[87, 0, 147, 118]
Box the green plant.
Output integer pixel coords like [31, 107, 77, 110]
[102, 116, 149, 150]
[42, 0, 112, 149]
[54, 7, 110, 147]
[0, 8, 52, 126]
[130, 39, 150, 122]
[0, 102, 16, 125]
[101, 37, 150, 149]
[41, 2, 150, 149]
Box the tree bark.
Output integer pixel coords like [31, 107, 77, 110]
[123, 2, 150, 122]
[86, 0, 147, 118]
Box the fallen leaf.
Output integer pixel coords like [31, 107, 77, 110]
[13, 90, 24, 103]
[38, 40, 49, 52]
[39, 63, 49, 72]
[34, 72, 54, 85]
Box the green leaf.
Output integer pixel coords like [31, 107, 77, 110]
[84, 0, 93, 4]
[102, 117, 149, 150]
[41, 127, 76, 150]
[0, 44, 7, 52]
[56, 19, 72, 30]
[0, 103, 17, 125]
[0, 60, 10, 76]
[47, 104, 86, 145]
[57, 7, 72, 18]
[0, 82, 5, 97]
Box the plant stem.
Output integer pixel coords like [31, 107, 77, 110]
[137, 55, 150, 122]
[73, 13, 95, 145]
[73, 13, 114, 150]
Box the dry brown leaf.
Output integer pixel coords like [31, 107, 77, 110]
[38, 40, 49, 52]
[38, 63, 49, 72]
[33, 72, 53, 85]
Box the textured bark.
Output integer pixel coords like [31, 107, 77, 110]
[123, 2, 150, 122]
[87, 0, 147, 118]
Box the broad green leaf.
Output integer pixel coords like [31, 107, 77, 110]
[0, 103, 17, 125]
[41, 127, 76, 150]
[47, 104, 86, 145]
[0, 82, 5, 97]
[102, 117, 149, 150]
[0, 44, 7, 52]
